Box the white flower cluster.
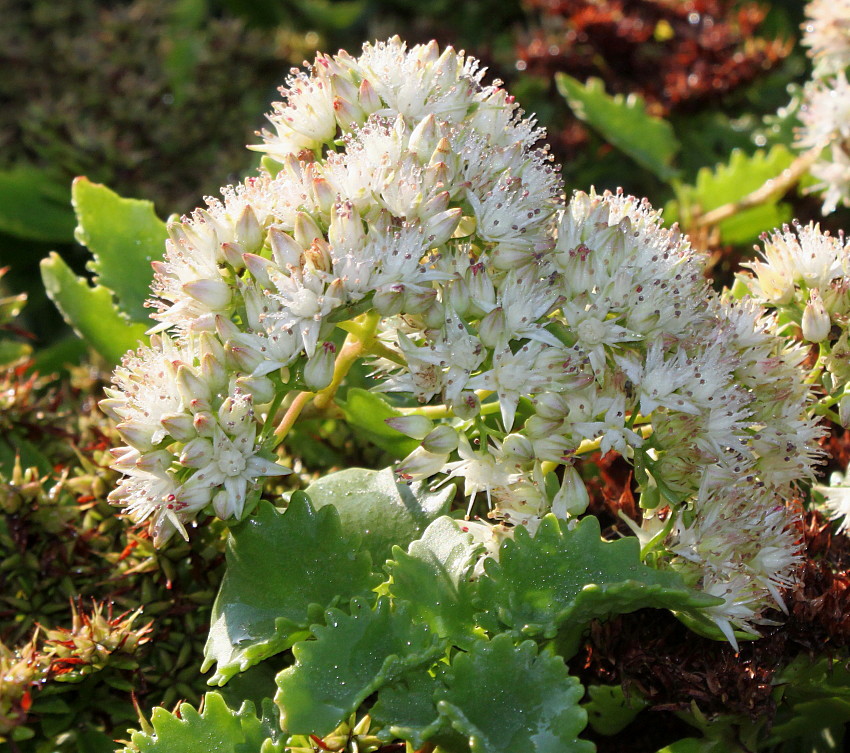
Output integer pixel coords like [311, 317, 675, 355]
[104, 38, 823, 641]
[799, 1, 850, 213]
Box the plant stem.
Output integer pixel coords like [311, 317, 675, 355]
[273, 390, 314, 441]
[574, 424, 654, 456]
[692, 146, 821, 229]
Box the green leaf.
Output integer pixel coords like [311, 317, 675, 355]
[204, 496, 378, 686]
[476, 515, 720, 652]
[437, 634, 593, 753]
[386, 516, 482, 645]
[124, 692, 284, 753]
[40, 252, 148, 363]
[583, 684, 648, 736]
[72, 177, 167, 322]
[0, 165, 75, 242]
[666, 146, 794, 245]
[275, 598, 443, 736]
[655, 740, 723, 753]
[556, 74, 680, 180]
[305, 466, 453, 563]
[371, 673, 448, 750]
[338, 388, 421, 458]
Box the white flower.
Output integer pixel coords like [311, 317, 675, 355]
[815, 473, 850, 533]
[803, 0, 850, 75]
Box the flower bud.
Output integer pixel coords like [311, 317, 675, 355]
[220, 241, 246, 270]
[409, 113, 439, 161]
[218, 395, 253, 433]
[501, 433, 534, 464]
[116, 421, 154, 451]
[269, 227, 303, 269]
[225, 341, 265, 374]
[385, 414, 434, 440]
[304, 342, 336, 390]
[478, 306, 506, 349]
[404, 287, 437, 314]
[424, 208, 462, 247]
[242, 253, 276, 288]
[329, 201, 365, 249]
[451, 391, 480, 419]
[448, 277, 472, 317]
[180, 437, 214, 468]
[193, 411, 216, 437]
[422, 425, 460, 454]
[421, 299, 446, 329]
[235, 205, 263, 254]
[358, 78, 381, 114]
[304, 238, 332, 272]
[396, 446, 449, 481]
[310, 176, 336, 215]
[294, 211, 324, 250]
[182, 278, 231, 310]
[840, 394, 850, 429]
[160, 412, 197, 442]
[333, 95, 366, 130]
[374, 284, 407, 316]
[533, 392, 569, 420]
[551, 466, 590, 518]
[177, 366, 212, 411]
[235, 375, 276, 405]
[802, 289, 831, 343]
[98, 397, 127, 422]
[212, 488, 238, 520]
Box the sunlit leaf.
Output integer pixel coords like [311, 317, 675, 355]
[556, 74, 680, 180]
[204, 496, 378, 686]
[275, 598, 443, 736]
[437, 633, 593, 753]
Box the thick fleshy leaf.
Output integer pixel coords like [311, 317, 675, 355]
[583, 684, 648, 735]
[666, 146, 794, 245]
[338, 388, 420, 458]
[0, 165, 75, 242]
[204, 496, 378, 685]
[306, 467, 453, 564]
[275, 598, 443, 736]
[437, 634, 593, 753]
[371, 673, 448, 750]
[123, 692, 284, 753]
[556, 74, 680, 180]
[72, 177, 167, 322]
[385, 516, 482, 645]
[477, 515, 721, 651]
[40, 252, 148, 363]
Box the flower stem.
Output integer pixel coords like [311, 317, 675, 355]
[273, 390, 314, 441]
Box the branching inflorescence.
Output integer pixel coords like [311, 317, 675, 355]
[103, 37, 828, 646]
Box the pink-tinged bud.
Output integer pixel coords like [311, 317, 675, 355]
[374, 284, 407, 316]
[385, 414, 434, 440]
[242, 253, 276, 288]
[135, 450, 172, 473]
[422, 425, 459, 454]
[501, 433, 534, 464]
[160, 412, 197, 442]
[310, 176, 336, 215]
[221, 241, 246, 270]
[491, 244, 533, 270]
[303, 341, 336, 390]
[451, 391, 480, 420]
[212, 488, 238, 520]
[396, 446, 449, 481]
[802, 289, 831, 343]
[235, 375, 275, 404]
[429, 137, 452, 168]
[420, 190, 450, 220]
[421, 299, 446, 329]
[423, 161, 450, 193]
[358, 78, 381, 114]
[116, 421, 154, 451]
[167, 221, 190, 247]
[478, 306, 506, 349]
[98, 397, 127, 421]
[330, 72, 359, 102]
[294, 211, 323, 250]
[408, 113, 439, 161]
[404, 287, 438, 314]
[109, 446, 141, 472]
[466, 264, 496, 315]
[424, 208, 462, 247]
[200, 353, 228, 393]
[551, 466, 590, 518]
[177, 366, 211, 408]
[840, 394, 850, 429]
[329, 201, 365, 249]
[183, 278, 231, 310]
[235, 205, 263, 254]
[150, 260, 168, 275]
[304, 238, 332, 272]
[226, 341, 264, 373]
[180, 437, 214, 468]
[215, 314, 241, 340]
[199, 331, 226, 364]
[218, 395, 253, 433]
[533, 392, 569, 420]
[269, 227, 303, 269]
[333, 95, 366, 130]
[193, 411, 216, 437]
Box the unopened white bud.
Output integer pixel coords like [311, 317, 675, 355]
[193, 411, 216, 437]
[218, 395, 253, 432]
[221, 241, 246, 270]
[242, 253, 276, 288]
[385, 414, 434, 440]
[269, 227, 303, 269]
[501, 433, 534, 464]
[478, 306, 506, 349]
[551, 466, 590, 519]
[534, 392, 569, 420]
[802, 289, 831, 343]
[408, 113, 439, 161]
[180, 437, 214, 468]
[424, 208, 462, 247]
[235, 375, 276, 405]
[396, 446, 448, 481]
[304, 342, 336, 390]
[160, 412, 197, 442]
[235, 205, 263, 254]
[116, 421, 154, 451]
[422, 425, 459, 454]
[176, 366, 212, 411]
[374, 284, 407, 316]
[451, 391, 480, 420]
[182, 279, 231, 310]
[226, 341, 264, 373]
[333, 96, 366, 130]
[294, 211, 323, 250]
